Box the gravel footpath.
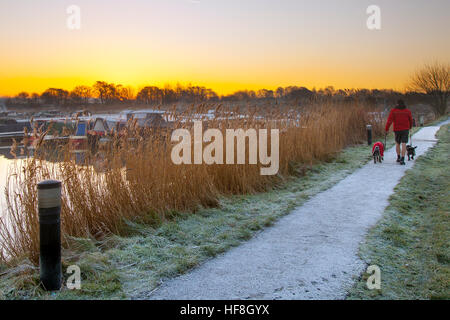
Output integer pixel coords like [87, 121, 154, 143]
[140, 120, 449, 300]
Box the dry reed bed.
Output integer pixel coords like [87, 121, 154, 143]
[0, 103, 383, 264]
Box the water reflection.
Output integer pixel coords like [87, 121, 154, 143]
[0, 153, 12, 210]
[0, 147, 27, 209]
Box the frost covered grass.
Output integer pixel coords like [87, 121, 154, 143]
[2, 118, 440, 300]
[347, 124, 449, 300]
[0, 136, 379, 299]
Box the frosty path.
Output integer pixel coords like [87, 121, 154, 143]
[142, 120, 449, 300]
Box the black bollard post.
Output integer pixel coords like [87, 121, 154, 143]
[37, 180, 62, 291]
[366, 125, 372, 146]
[419, 115, 424, 127]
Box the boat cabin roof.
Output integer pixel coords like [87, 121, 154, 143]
[75, 121, 88, 136]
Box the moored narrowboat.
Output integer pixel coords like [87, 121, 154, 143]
[69, 121, 88, 151]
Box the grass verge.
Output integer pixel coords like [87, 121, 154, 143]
[0, 123, 434, 300]
[1, 136, 384, 299]
[347, 124, 449, 300]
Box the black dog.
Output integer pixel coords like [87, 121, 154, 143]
[406, 145, 417, 160]
[372, 141, 384, 164]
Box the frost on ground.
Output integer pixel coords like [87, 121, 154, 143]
[141, 120, 449, 300]
[347, 123, 450, 299]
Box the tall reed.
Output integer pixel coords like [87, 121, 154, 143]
[0, 102, 383, 264]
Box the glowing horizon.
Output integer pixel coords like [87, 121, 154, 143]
[1, 0, 449, 97]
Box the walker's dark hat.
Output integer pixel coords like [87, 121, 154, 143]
[397, 99, 406, 109]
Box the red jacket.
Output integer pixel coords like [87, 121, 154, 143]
[372, 141, 384, 157]
[385, 108, 412, 132]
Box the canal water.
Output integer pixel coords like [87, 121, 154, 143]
[0, 151, 17, 257]
[0, 151, 15, 211]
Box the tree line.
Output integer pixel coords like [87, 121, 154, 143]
[7, 81, 220, 107]
[5, 63, 449, 115]
[4, 82, 420, 105]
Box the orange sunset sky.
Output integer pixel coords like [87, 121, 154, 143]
[0, 0, 449, 96]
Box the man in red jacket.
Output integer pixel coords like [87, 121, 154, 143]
[385, 100, 413, 165]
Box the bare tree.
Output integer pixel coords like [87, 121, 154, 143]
[41, 88, 69, 105]
[16, 92, 29, 104]
[31, 93, 40, 105]
[70, 85, 92, 105]
[93, 81, 109, 104]
[409, 62, 449, 116]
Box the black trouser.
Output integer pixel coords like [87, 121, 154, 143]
[394, 130, 409, 144]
